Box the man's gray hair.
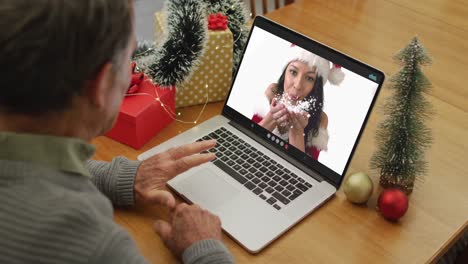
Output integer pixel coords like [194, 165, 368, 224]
[0, 0, 133, 114]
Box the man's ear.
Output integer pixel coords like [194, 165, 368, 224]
[85, 63, 114, 109]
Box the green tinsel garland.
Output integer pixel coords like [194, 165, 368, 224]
[204, 0, 249, 74]
[134, 0, 248, 87]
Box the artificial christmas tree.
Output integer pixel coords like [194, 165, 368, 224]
[371, 37, 433, 194]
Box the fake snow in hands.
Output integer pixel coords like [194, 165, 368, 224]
[276, 93, 317, 115]
[275, 93, 319, 132]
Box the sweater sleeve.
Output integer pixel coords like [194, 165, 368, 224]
[438, 230, 468, 264]
[91, 225, 150, 264]
[86, 157, 141, 207]
[182, 239, 235, 264]
[93, 231, 234, 264]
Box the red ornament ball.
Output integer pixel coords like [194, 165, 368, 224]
[377, 188, 409, 221]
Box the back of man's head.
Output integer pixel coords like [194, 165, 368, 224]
[0, 0, 133, 115]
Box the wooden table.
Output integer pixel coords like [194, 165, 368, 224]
[93, 0, 468, 262]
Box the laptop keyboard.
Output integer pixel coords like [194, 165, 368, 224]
[195, 127, 314, 210]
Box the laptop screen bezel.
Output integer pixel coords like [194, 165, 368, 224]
[221, 16, 384, 188]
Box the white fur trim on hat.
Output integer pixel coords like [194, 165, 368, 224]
[253, 95, 271, 118]
[307, 127, 329, 151]
[328, 66, 345, 85]
[289, 46, 345, 86]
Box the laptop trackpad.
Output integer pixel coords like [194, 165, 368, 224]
[178, 168, 240, 211]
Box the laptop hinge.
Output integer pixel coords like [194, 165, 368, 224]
[229, 121, 326, 183]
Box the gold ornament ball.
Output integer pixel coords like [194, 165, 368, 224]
[343, 172, 374, 204]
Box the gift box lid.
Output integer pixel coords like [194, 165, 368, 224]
[120, 79, 174, 124]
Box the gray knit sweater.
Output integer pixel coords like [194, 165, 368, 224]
[0, 132, 234, 263]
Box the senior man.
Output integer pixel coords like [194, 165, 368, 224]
[0, 0, 233, 263]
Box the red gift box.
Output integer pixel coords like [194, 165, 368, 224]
[106, 79, 175, 149]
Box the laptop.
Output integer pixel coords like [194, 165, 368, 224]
[138, 16, 384, 253]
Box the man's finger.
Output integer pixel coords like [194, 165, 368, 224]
[146, 190, 176, 209]
[168, 140, 217, 159]
[154, 220, 172, 242]
[173, 153, 215, 175]
[175, 203, 190, 215]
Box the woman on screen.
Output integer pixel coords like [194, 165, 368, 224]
[252, 46, 345, 160]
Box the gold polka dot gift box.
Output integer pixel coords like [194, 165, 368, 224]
[155, 11, 233, 108]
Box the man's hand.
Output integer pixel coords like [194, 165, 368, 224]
[154, 203, 223, 258]
[134, 140, 216, 208]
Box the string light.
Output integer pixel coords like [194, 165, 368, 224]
[134, 47, 154, 58]
[129, 6, 248, 126]
[125, 77, 210, 125]
[227, 29, 243, 47]
[128, 32, 231, 124]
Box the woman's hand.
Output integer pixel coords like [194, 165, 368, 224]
[289, 111, 309, 133]
[259, 98, 289, 131]
[270, 98, 289, 127]
[287, 111, 309, 152]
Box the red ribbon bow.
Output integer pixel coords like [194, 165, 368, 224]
[128, 62, 144, 94]
[208, 13, 228, 31]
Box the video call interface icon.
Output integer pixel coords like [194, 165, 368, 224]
[267, 133, 288, 150]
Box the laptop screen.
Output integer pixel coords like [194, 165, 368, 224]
[224, 17, 384, 187]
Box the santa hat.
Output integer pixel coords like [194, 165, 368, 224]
[288, 45, 345, 86]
